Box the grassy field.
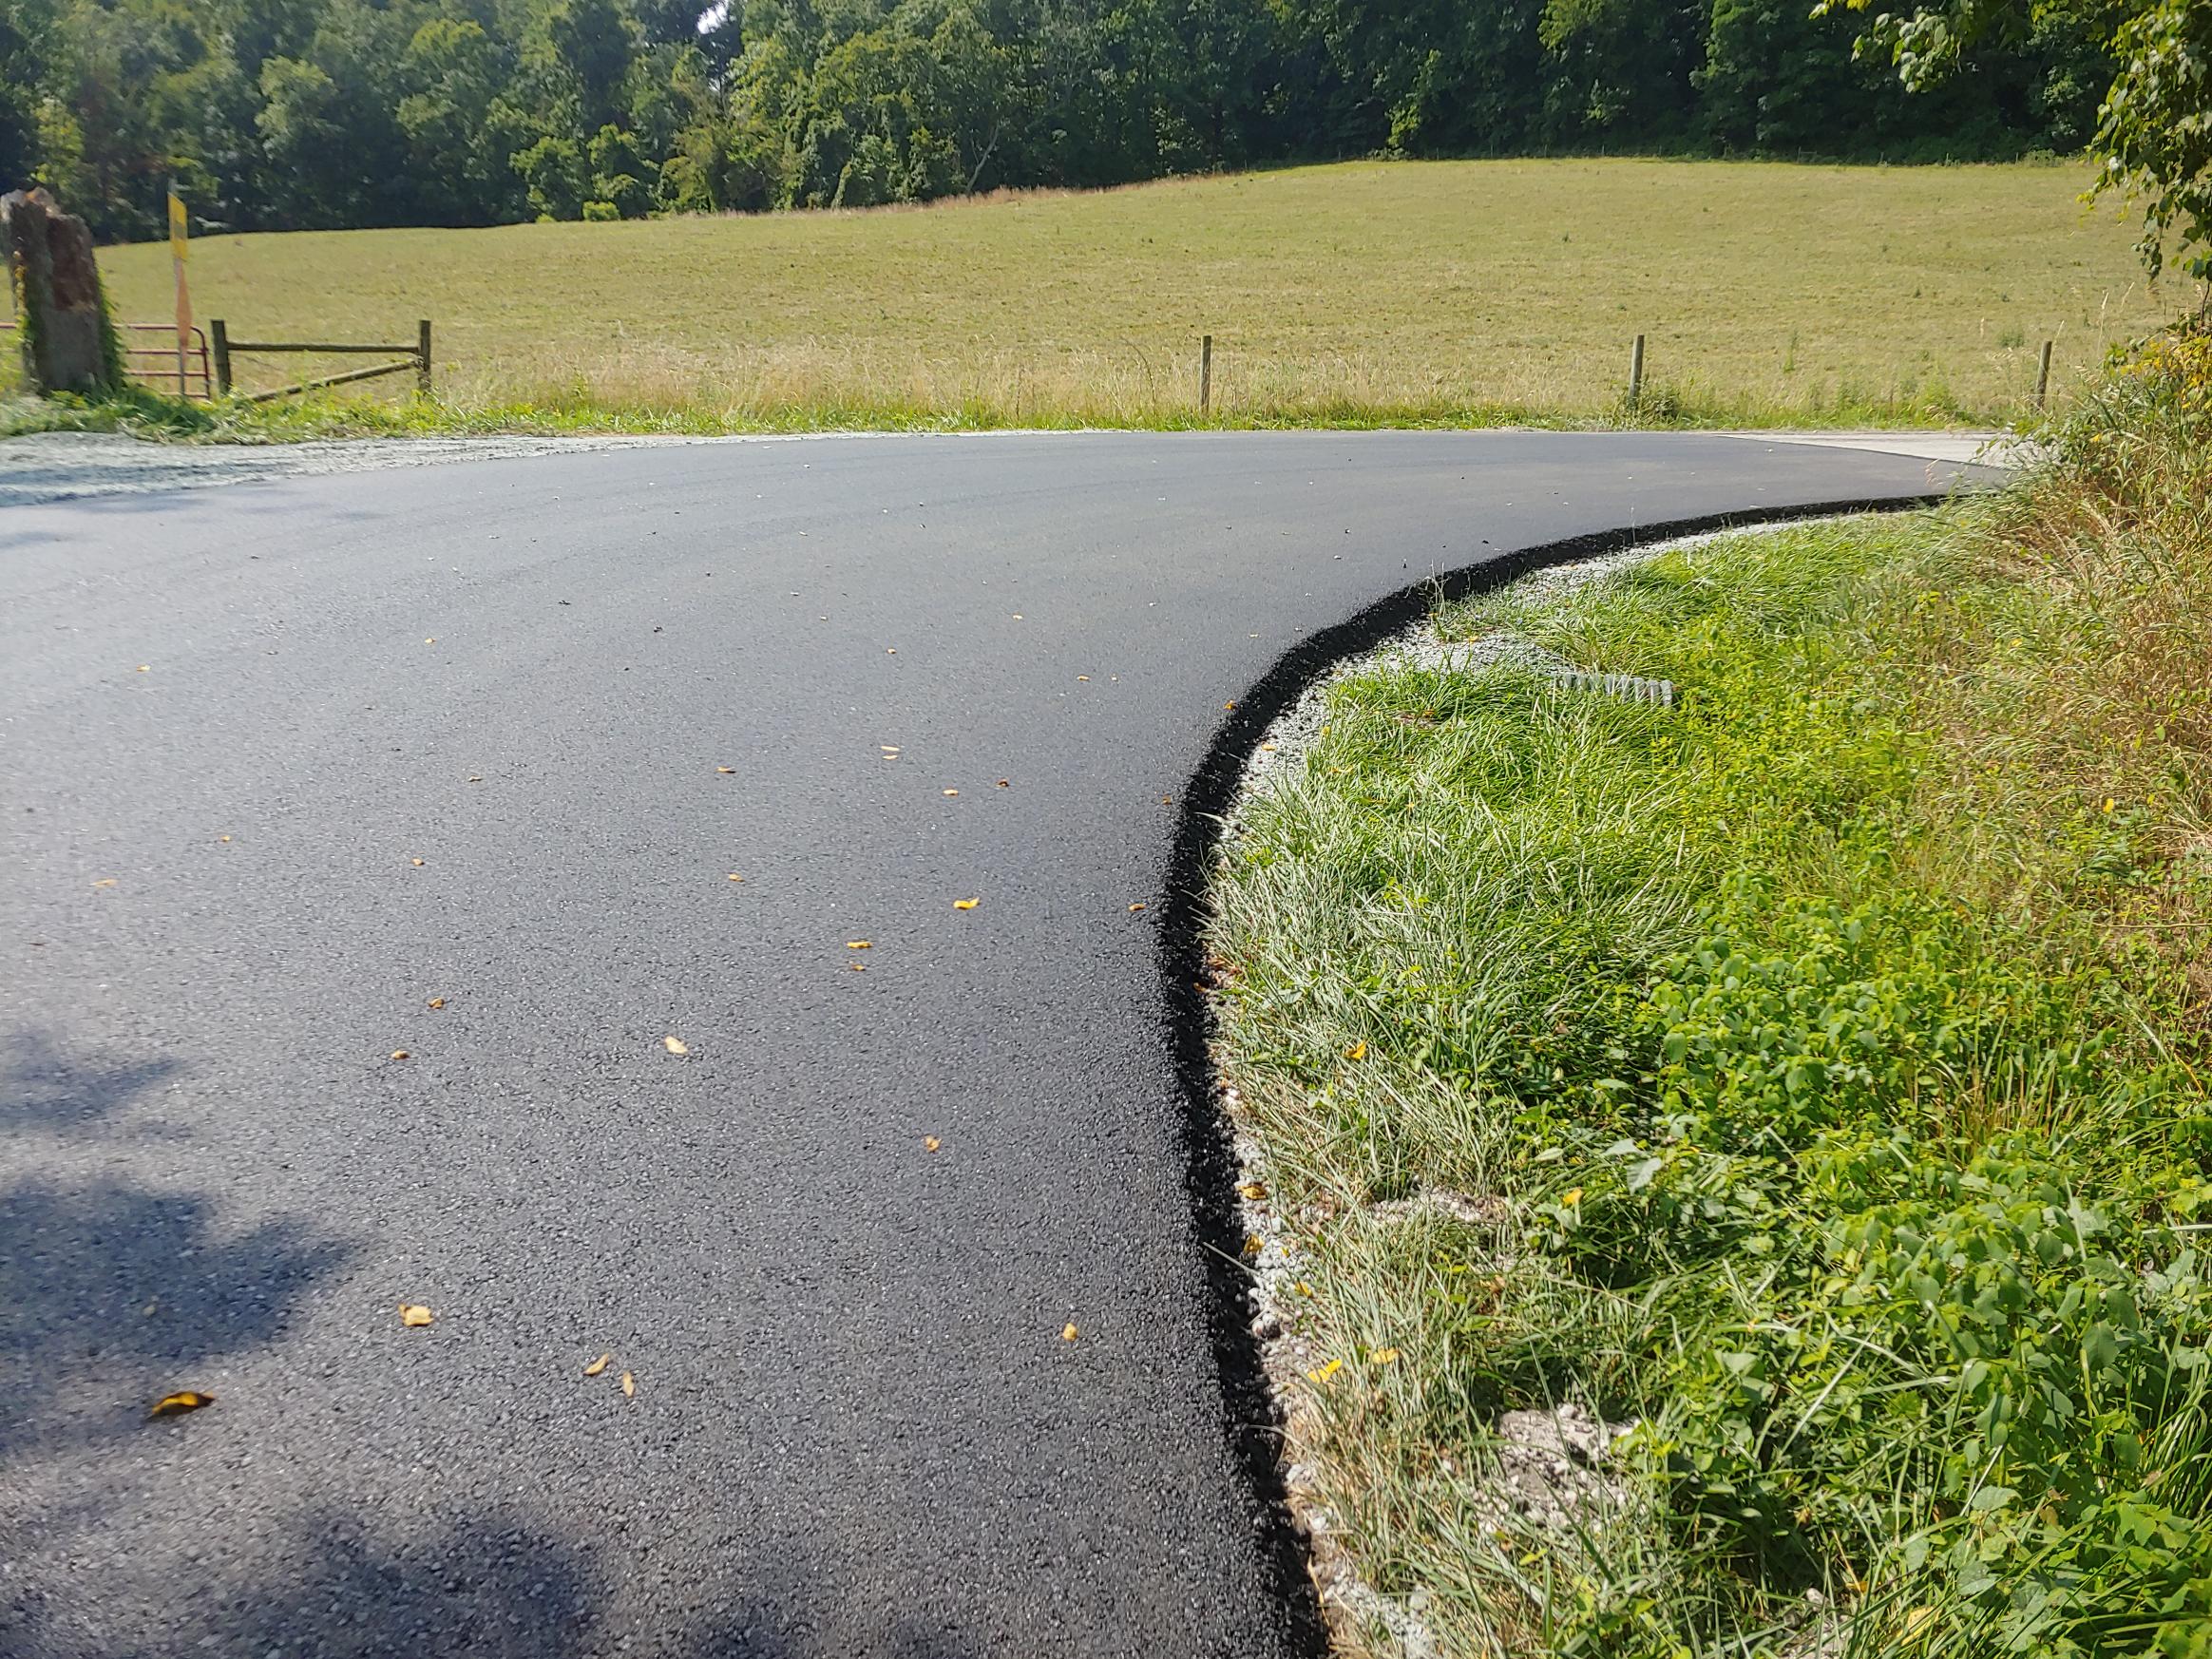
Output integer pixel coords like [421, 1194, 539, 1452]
[80, 157, 2178, 433]
[1207, 329, 2212, 1652]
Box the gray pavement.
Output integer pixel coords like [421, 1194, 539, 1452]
[0, 430, 1996, 1658]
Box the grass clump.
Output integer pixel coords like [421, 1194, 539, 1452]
[1208, 321, 2212, 1655]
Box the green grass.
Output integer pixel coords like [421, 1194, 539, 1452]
[1207, 325, 2212, 1653]
[69, 157, 2184, 437]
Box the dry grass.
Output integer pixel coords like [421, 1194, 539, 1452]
[85, 157, 2183, 430]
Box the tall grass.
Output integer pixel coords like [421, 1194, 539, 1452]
[86, 159, 2179, 434]
[1208, 322, 2212, 1655]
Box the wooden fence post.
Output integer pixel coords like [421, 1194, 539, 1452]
[2035, 339, 2052, 411]
[1629, 334, 1646, 409]
[1200, 334, 1212, 415]
[417, 319, 432, 397]
[210, 318, 232, 395]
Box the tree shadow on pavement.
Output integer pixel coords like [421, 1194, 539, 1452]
[1, 1027, 178, 1135]
[0, 1029, 982, 1659]
[7, 1500, 986, 1659]
[0, 1028, 356, 1463]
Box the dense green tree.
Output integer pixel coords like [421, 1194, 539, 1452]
[0, 0, 2155, 243]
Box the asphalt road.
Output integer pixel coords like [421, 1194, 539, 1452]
[0, 430, 1993, 1658]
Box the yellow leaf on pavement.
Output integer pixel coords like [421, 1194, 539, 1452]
[390, 1050, 410, 1060]
[427, 998, 446, 1009]
[662, 1037, 688, 1056]
[620, 1371, 637, 1400]
[149, 1391, 213, 1417]
[925, 1136, 941, 1153]
[716, 767, 734, 775]
[582, 1352, 610, 1377]
[1061, 1324, 1078, 1342]
[398, 1304, 433, 1327]
[846, 941, 871, 950]
[953, 898, 979, 910]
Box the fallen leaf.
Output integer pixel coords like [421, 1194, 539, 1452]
[1344, 1041, 1366, 1061]
[881, 746, 901, 754]
[136, 664, 150, 673]
[467, 775, 483, 783]
[1238, 1181, 1268, 1201]
[390, 1050, 410, 1060]
[1242, 1235, 1264, 1258]
[1061, 1323, 1078, 1342]
[846, 941, 871, 950]
[995, 779, 1009, 788]
[849, 963, 867, 972]
[620, 1371, 637, 1399]
[1128, 902, 1147, 913]
[427, 997, 446, 1010]
[943, 789, 958, 797]
[1077, 676, 1090, 682]
[149, 1390, 213, 1417]
[1224, 701, 1236, 711]
[886, 648, 896, 655]
[716, 767, 734, 775]
[410, 858, 425, 868]
[1260, 742, 1276, 752]
[398, 1304, 433, 1327]
[1371, 1347, 1402, 1364]
[1561, 1188, 1584, 1207]
[219, 834, 232, 843]
[425, 638, 436, 644]
[662, 1036, 688, 1056]
[925, 1136, 941, 1153]
[1306, 1359, 1343, 1384]
[953, 898, 979, 910]
[143, 1300, 158, 1316]
[92, 878, 117, 888]
[582, 1352, 611, 1378]
[1012, 614, 1023, 620]
[727, 873, 745, 882]
[1293, 1281, 1314, 1296]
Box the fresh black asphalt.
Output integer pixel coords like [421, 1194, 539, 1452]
[0, 430, 1993, 1657]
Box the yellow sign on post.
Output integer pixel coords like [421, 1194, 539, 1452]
[168, 190, 191, 396]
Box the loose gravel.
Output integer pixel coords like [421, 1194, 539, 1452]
[0, 430, 713, 509]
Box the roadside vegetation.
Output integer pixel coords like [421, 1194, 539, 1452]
[1206, 320, 2212, 1654]
[62, 160, 2174, 436]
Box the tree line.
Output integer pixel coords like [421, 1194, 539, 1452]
[0, 0, 2133, 243]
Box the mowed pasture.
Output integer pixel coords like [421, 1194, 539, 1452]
[94, 158, 2177, 429]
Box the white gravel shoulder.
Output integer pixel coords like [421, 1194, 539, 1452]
[0, 430, 730, 509]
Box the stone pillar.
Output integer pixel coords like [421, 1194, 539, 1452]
[2, 187, 117, 395]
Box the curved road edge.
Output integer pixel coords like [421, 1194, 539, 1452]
[1155, 492, 1955, 1653]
